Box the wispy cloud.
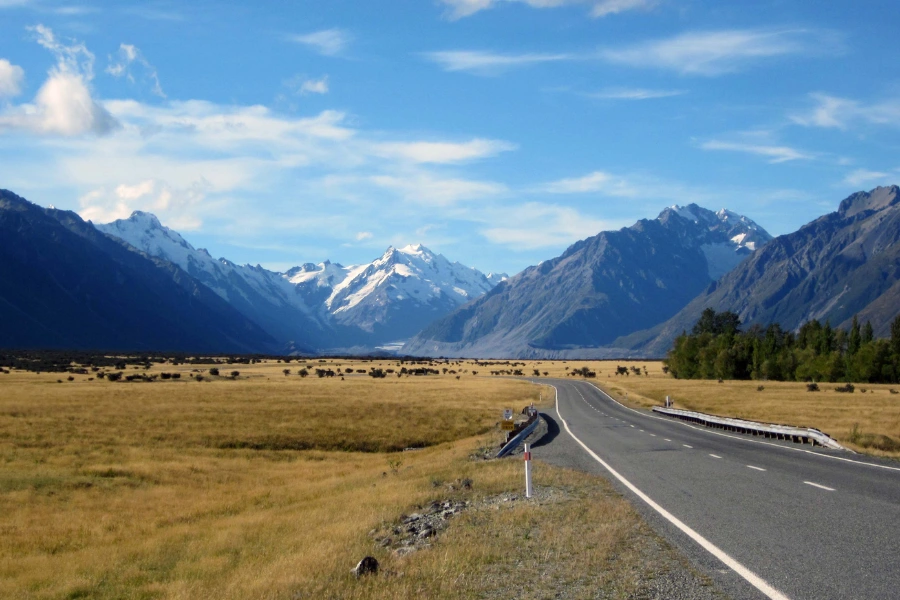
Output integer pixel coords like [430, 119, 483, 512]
[0, 59, 24, 97]
[601, 28, 837, 75]
[422, 50, 572, 75]
[586, 87, 685, 100]
[536, 170, 636, 195]
[791, 93, 900, 130]
[300, 76, 329, 95]
[370, 174, 507, 206]
[372, 138, 516, 164]
[591, 0, 657, 17]
[842, 169, 892, 188]
[700, 140, 813, 163]
[439, 0, 657, 20]
[0, 25, 118, 136]
[106, 43, 165, 98]
[289, 28, 351, 57]
[481, 202, 621, 249]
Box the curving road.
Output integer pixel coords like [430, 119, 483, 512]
[530, 378, 900, 600]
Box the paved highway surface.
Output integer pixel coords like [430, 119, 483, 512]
[530, 378, 900, 600]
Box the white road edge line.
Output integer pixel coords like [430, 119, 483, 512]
[804, 481, 835, 491]
[551, 384, 790, 600]
[747, 465, 766, 472]
[581, 381, 900, 473]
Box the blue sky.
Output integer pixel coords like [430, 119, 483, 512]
[0, 0, 898, 275]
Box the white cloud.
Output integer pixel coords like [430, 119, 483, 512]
[537, 170, 636, 195]
[700, 140, 813, 163]
[0, 25, 117, 136]
[423, 50, 572, 75]
[439, 0, 655, 20]
[355, 231, 373, 241]
[106, 43, 165, 98]
[591, 0, 656, 17]
[30, 23, 95, 79]
[0, 59, 24, 97]
[842, 169, 891, 188]
[370, 174, 507, 206]
[372, 138, 516, 164]
[299, 76, 329, 95]
[587, 87, 685, 100]
[80, 178, 208, 230]
[601, 29, 832, 75]
[290, 29, 351, 56]
[481, 203, 618, 249]
[791, 93, 900, 130]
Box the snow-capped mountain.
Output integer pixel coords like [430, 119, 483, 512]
[656, 204, 772, 280]
[94, 213, 505, 351]
[404, 203, 772, 358]
[96, 212, 331, 350]
[285, 244, 507, 341]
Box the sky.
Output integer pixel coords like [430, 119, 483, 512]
[0, 0, 898, 276]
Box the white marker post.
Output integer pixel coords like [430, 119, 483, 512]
[524, 442, 533, 498]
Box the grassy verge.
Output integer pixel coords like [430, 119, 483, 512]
[1, 362, 692, 599]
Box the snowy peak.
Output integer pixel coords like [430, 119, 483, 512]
[286, 244, 505, 334]
[95, 211, 195, 269]
[656, 203, 773, 280]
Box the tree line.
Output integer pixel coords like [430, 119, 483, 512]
[665, 308, 900, 383]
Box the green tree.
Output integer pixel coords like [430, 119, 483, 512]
[848, 315, 861, 355]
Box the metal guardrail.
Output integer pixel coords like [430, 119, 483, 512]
[652, 406, 846, 450]
[496, 415, 541, 458]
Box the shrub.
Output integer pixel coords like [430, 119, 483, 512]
[834, 383, 855, 393]
[756, 385, 765, 392]
[298, 369, 309, 378]
[209, 367, 219, 376]
[806, 382, 820, 392]
[230, 371, 240, 379]
[171, 373, 181, 379]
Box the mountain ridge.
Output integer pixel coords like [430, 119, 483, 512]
[620, 185, 900, 356]
[402, 203, 772, 358]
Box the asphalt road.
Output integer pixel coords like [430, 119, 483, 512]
[530, 378, 900, 600]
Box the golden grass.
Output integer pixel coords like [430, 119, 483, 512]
[1, 361, 667, 599]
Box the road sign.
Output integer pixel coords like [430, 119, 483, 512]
[500, 420, 515, 431]
[503, 408, 513, 420]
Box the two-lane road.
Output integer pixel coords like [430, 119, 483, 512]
[533, 378, 900, 600]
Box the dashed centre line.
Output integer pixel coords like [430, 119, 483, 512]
[664, 438, 672, 442]
[747, 465, 766, 472]
[804, 481, 835, 491]
[710, 454, 722, 459]
[683, 444, 693, 448]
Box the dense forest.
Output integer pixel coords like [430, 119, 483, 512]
[665, 309, 900, 384]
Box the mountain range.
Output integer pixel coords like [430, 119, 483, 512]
[620, 185, 900, 356]
[96, 211, 505, 352]
[2, 185, 898, 357]
[0, 190, 276, 353]
[402, 204, 772, 358]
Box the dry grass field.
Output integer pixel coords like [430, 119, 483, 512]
[0, 359, 693, 599]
